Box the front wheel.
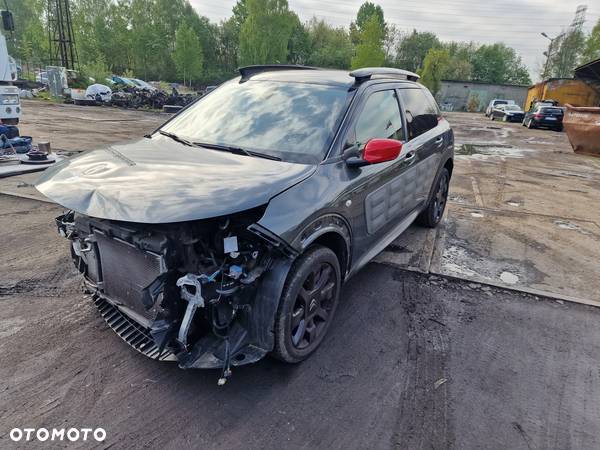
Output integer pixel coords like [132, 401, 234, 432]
[272, 245, 341, 363]
[490, 115, 495, 121]
[417, 168, 450, 228]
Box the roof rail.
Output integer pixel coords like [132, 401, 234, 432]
[350, 67, 420, 84]
[238, 65, 319, 81]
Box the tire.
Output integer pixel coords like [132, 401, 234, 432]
[417, 168, 450, 228]
[272, 245, 341, 363]
[490, 115, 495, 121]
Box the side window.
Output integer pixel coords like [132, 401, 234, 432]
[354, 90, 404, 149]
[398, 88, 439, 140]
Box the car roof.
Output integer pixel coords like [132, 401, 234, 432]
[244, 69, 418, 88]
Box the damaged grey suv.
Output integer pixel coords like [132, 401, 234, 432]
[37, 65, 453, 383]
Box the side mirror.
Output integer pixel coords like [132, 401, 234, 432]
[344, 138, 402, 168]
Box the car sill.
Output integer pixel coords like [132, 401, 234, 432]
[346, 208, 421, 279]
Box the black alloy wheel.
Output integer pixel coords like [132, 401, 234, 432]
[290, 262, 336, 350]
[272, 245, 341, 363]
[432, 171, 449, 223]
[417, 168, 450, 228]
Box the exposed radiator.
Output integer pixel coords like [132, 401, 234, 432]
[94, 231, 165, 319]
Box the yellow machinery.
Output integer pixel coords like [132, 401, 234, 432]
[525, 78, 600, 110]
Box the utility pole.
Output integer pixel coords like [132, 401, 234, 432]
[541, 5, 587, 79]
[541, 32, 562, 80]
[47, 0, 78, 69]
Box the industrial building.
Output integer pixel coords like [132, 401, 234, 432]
[435, 80, 529, 112]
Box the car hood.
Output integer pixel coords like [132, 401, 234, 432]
[36, 136, 316, 223]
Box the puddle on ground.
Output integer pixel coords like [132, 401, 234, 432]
[553, 220, 591, 235]
[470, 211, 484, 218]
[500, 271, 519, 284]
[506, 201, 521, 207]
[456, 143, 533, 158]
[449, 194, 468, 204]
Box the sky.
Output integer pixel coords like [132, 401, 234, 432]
[190, 0, 599, 81]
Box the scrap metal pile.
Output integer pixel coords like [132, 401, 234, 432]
[74, 76, 201, 111]
[108, 87, 198, 110]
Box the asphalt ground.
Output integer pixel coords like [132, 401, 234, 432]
[2, 195, 600, 449]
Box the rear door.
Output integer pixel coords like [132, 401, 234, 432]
[397, 87, 444, 206]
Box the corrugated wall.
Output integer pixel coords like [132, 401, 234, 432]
[525, 79, 600, 110]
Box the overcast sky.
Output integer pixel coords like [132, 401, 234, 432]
[190, 0, 598, 80]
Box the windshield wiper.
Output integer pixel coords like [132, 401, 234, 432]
[194, 142, 281, 161]
[158, 130, 195, 147]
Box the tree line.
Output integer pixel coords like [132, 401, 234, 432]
[6, 0, 600, 91]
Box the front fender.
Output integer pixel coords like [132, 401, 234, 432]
[249, 257, 295, 352]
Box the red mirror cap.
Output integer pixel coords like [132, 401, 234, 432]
[363, 138, 403, 164]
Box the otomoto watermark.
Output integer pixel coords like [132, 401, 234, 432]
[8, 427, 106, 443]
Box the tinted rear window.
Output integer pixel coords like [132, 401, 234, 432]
[541, 107, 563, 114]
[161, 79, 350, 164]
[399, 88, 439, 139]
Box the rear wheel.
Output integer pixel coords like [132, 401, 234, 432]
[272, 245, 341, 363]
[417, 168, 450, 228]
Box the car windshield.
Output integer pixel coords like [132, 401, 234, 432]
[494, 100, 508, 105]
[160, 79, 350, 164]
[504, 105, 521, 111]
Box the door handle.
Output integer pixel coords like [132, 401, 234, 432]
[404, 150, 416, 161]
[434, 137, 444, 146]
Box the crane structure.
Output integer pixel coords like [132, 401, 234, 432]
[47, 0, 78, 70]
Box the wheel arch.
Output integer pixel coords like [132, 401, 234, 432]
[295, 214, 352, 280]
[443, 156, 454, 177]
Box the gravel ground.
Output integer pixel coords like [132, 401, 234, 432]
[1, 195, 600, 449]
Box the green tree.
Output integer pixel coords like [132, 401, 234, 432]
[6, 0, 49, 64]
[441, 41, 476, 80]
[395, 30, 440, 73]
[548, 29, 586, 78]
[420, 48, 449, 96]
[351, 14, 385, 70]
[472, 43, 530, 84]
[350, 2, 386, 44]
[173, 22, 203, 86]
[81, 56, 110, 83]
[582, 19, 600, 63]
[306, 17, 352, 69]
[239, 0, 296, 65]
[287, 14, 310, 64]
[213, 1, 249, 76]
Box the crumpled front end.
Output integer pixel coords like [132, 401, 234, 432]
[56, 208, 295, 383]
